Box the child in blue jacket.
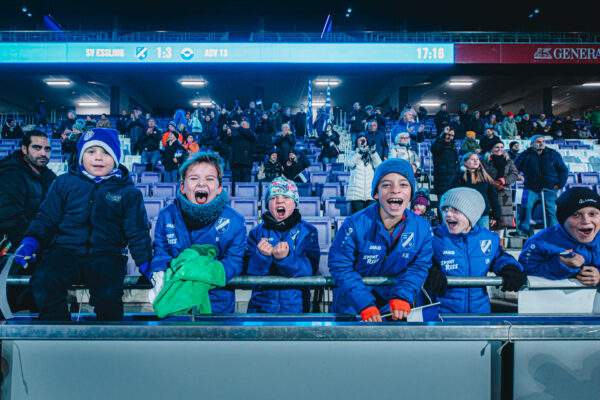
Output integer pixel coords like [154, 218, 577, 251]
[519, 187, 600, 286]
[15, 128, 153, 321]
[245, 177, 320, 313]
[425, 187, 526, 314]
[147, 154, 247, 314]
[328, 159, 433, 322]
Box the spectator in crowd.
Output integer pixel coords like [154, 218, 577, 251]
[183, 134, 200, 157]
[417, 106, 428, 122]
[483, 142, 520, 239]
[519, 187, 600, 287]
[127, 106, 147, 155]
[449, 115, 466, 140]
[507, 141, 520, 160]
[96, 114, 112, 129]
[461, 131, 481, 153]
[162, 130, 188, 183]
[584, 106, 600, 138]
[255, 112, 275, 160]
[501, 112, 517, 139]
[61, 119, 85, 167]
[389, 132, 420, 174]
[518, 114, 534, 138]
[274, 123, 296, 161]
[141, 118, 161, 171]
[34, 97, 47, 127]
[424, 188, 525, 313]
[346, 135, 382, 214]
[431, 127, 459, 197]
[1, 118, 24, 140]
[293, 104, 307, 139]
[173, 109, 187, 133]
[84, 115, 97, 131]
[316, 122, 340, 164]
[553, 129, 565, 140]
[230, 119, 256, 183]
[313, 108, 328, 138]
[391, 109, 418, 144]
[411, 189, 438, 227]
[16, 128, 152, 321]
[348, 102, 367, 144]
[492, 103, 504, 121]
[450, 152, 501, 229]
[364, 105, 375, 124]
[365, 120, 388, 161]
[116, 109, 129, 137]
[261, 150, 284, 182]
[245, 177, 320, 313]
[562, 114, 579, 139]
[374, 107, 387, 134]
[190, 109, 203, 142]
[283, 150, 310, 183]
[480, 128, 502, 154]
[214, 123, 233, 169]
[513, 135, 568, 238]
[161, 122, 183, 147]
[228, 106, 244, 126]
[0, 130, 56, 311]
[329, 159, 433, 322]
[55, 109, 77, 139]
[579, 125, 592, 139]
[434, 103, 450, 134]
[533, 113, 550, 136]
[147, 154, 246, 313]
[269, 102, 283, 132]
[217, 106, 229, 135]
[281, 107, 295, 133]
[468, 110, 485, 137]
[550, 117, 563, 138]
[457, 103, 470, 125]
[244, 101, 260, 130]
[199, 114, 217, 151]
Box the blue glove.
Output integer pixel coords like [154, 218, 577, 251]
[138, 261, 151, 279]
[15, 237, 40, 268]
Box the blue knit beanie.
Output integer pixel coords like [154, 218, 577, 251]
[371, 159, 416, 199]
[78, 128, 121, 166]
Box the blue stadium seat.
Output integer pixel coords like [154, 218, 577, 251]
[135, 184, 151, 197]
[324, 197, 352, 217]
[222, 181, 232, 197]
[140, 171, 161, 183]
[296, 183, 312, 197]
[235, 182, 259, 198]
[332, 172, 350, 184]
[316, 183, 341, 199]
[309, 172, 329, 184]
[335, 216, 347, 232]
[244, 217, 260, 233]
[144, 199, 164, 220]
[566, 183, 594, 191]
[229, 197, 259, 217]
[566, 173, 578, 185]
[303, 216, 332, 247]
[132, 163, 147, 174]
[152, 183, 177, 198]
[298, 197, 320, 216]
[579, 172, 600, 185]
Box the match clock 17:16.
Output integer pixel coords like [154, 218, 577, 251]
[157, 47, 172, 58]
[416, 47, 446, 60]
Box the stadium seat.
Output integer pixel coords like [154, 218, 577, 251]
[316, 183, 341, 199]
[566, 173, 578, 185]
[566, 183, 595, 191]
[579, 172, 600, 185]
[229, 197, 259, 217]
[335, 216, 347, 232]
[331, 171, 350, 184]
[244, 217, 260, 233]
[309, 172, 329, 184]
[324, 198, 352, 217]
[144, 199, 164, 220]
[131, 163, 147, 174]
[235, 182, 259, 198]
[222, 181, 232, 197]
[135, 184, 151, 196]
[152, 183, 177, 198]
[296, 183, 312, 197]
[298, 197, 320, 216]
[303, 216, 333, 247]
[140, 171, 161, 183]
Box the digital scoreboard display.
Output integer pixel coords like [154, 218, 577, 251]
[0, 43, 454, 64]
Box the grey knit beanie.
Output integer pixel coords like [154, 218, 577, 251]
[440, 187, 485, 228]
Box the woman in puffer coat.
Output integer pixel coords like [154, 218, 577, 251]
[345, 135, 382, 214]
[388, 132, 421, 174]
[483, 141, 520, 239]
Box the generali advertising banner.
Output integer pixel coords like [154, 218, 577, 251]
[455, 43, 600, 64]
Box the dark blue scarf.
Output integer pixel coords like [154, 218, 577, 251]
[177, 190, 229, 230]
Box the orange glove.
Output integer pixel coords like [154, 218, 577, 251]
[390, 299, 411, 313]
[360, 306, 380, 321]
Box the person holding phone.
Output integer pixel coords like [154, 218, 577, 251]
[346, 135, 382, 214]
[519, 187, 600, 286]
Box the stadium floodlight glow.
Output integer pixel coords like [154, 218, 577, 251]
[347, 8, 352, 13]
[179, 79, 206, 87]
[45, 79, 72, 86]
[191, 100, 213, 107]
[448, 80, 474, 86]
[582, 82, 600, 87]
[27, 13, 32, 17]
[22, 7, 27, 12]
[314, 80, 340, 86]
[312, 102, 326, 107]
[77, 101, 99, 106]
[420, 101, 441, 107]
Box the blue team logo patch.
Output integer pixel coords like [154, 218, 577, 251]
[216, 218, 230, 234]
[401, 232, 415, 249]
[480, 239, 492, 255]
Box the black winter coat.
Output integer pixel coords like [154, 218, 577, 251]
[0, 151, 57, 246]
[263, 160, 284, 182]
[293, 112, 307, 137]
[255, 119, 275, 156]
[283, 153, 311, 182]
[231, 127, 257, 168]
[365, 130, 389, 160]
[1, 124, 24, 139]
[434, 110, 450, 134]
[25, 165, 152, 264]
[348, 109, 367, 133]
[141, 128, 161, 152]
[450, 169, 502, 219]
[274, 133, 296, 160]
[431, 134, 459, 196]
[316, 130, 340, 160]
[162, 140, 188, 172]
[56, 118, 75, 138]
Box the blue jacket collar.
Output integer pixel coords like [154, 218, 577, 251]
[554, 223, 600, 248]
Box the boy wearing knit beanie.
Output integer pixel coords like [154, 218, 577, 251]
[15, 128, 153, 321]
[244, 176, 320, 313]
[424, 187, 526, 313]
[520, 187, 600, 286]
[329, 159, 434, 322]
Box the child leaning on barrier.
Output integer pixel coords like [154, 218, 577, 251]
[519, 187, 600, 286]
[15, 128, 153, 321]
[328, 159, 433, 322]
[424, 187, 526, 314]
[146, 154, 246, 313]
[244, 177, 320, 313]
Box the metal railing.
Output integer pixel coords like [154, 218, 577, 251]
[1, 30, 597, 43]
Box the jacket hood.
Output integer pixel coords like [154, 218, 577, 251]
[0, 150, 53, 178]
[69, 163, 134, 186]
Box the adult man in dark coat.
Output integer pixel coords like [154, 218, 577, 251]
[431, 128, 459, 197]
[230, 118, 257, 183]
[365, 120, 389, 161]
[434, 103, 450, 134]
[293, 104, 307, 138]
[126, 106, 147, 155]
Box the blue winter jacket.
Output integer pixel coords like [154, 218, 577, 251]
[148, 201, 247, 313]
[519, 224, 600, 280]
[432, 224, 521, 314]
[25, 165, 152, 265]
[245, 218, 320, 313]
[514, 147, 568, 192]
[328, 203, 433, 314]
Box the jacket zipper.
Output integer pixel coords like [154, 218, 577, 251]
[86, 185, 99, 255]
[463, 236, 470, 313]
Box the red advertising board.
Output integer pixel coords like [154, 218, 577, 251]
[455, 43, 600, 64]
